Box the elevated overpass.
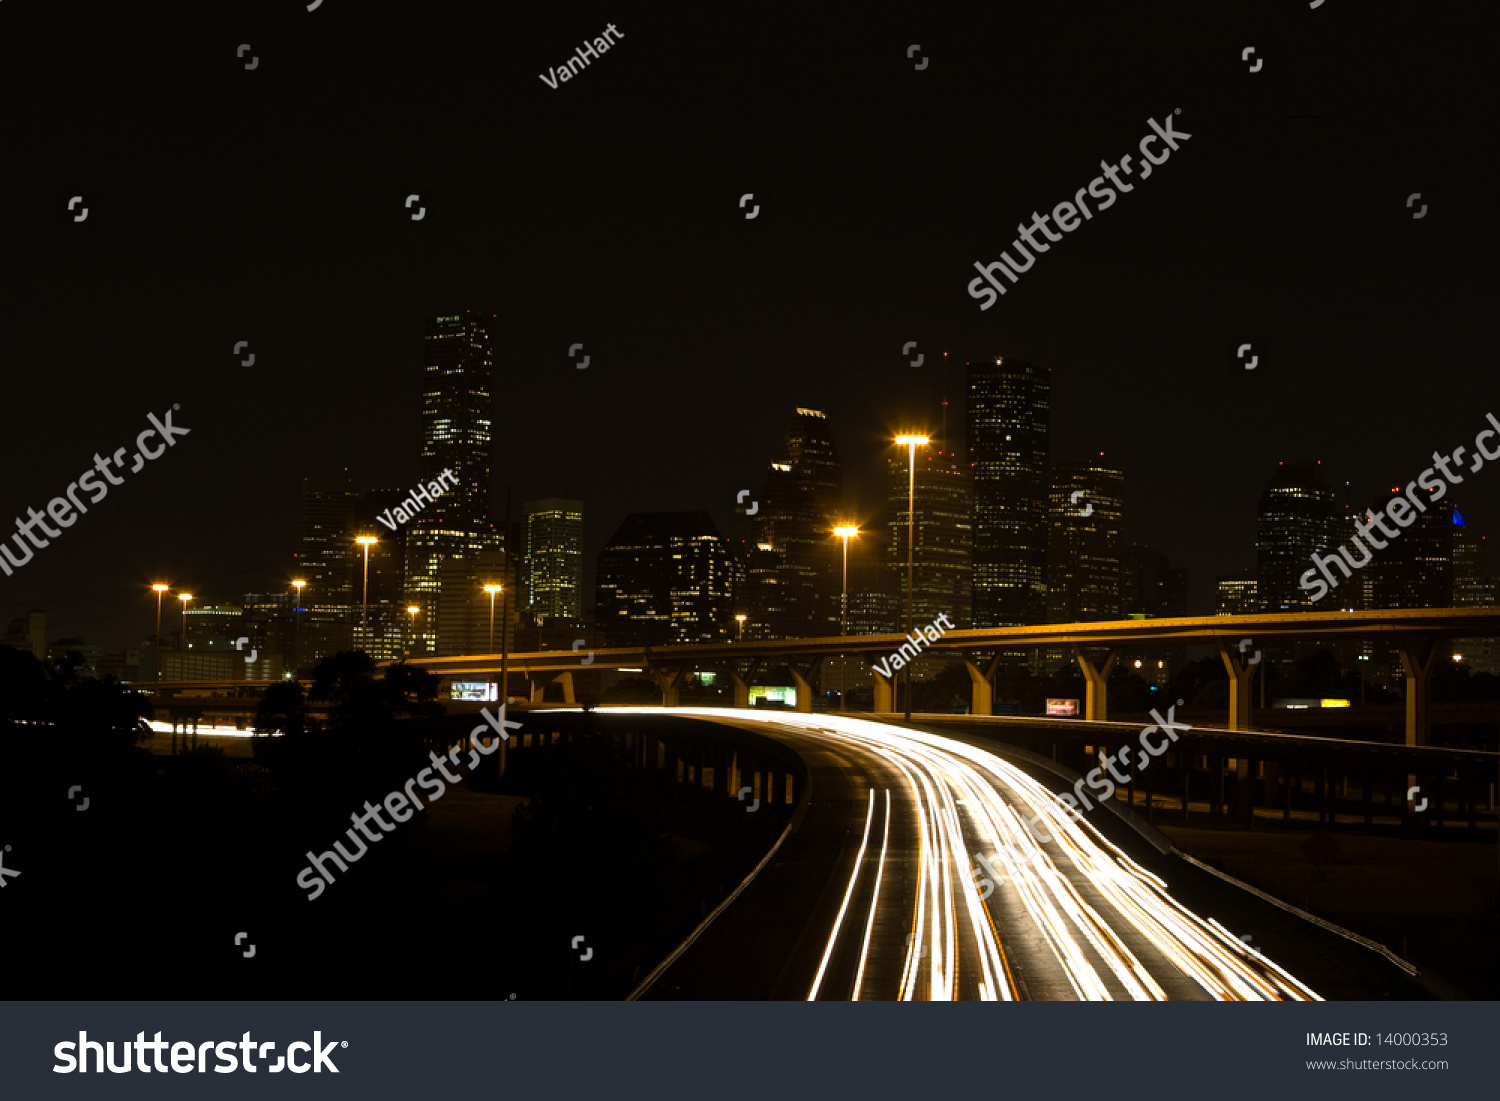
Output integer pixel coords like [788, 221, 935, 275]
[398, 608, 1500, 747]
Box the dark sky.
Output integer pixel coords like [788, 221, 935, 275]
[1, 0, 1494, 651]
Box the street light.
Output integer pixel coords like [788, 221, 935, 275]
[484, 584, 502, 653]
[177, 592, 193, 659]
[291, 580, 306, 671]
[834, 525, 860, 711]
[406, 605, 421, 657]
[151, 583, 169, 679]
[356, 536, 377, 648]
[735, 613, 747, 642]
[895, 434, 929, 722]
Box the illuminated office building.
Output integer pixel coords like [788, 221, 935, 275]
[1045, 456, 1123, 623]
[596, 512, 735, 647]
[1255, 462, 1339, 613]
[885, 443, 973, 629]
[405, 311, 501, 613]
[967, 357, 1050, 627]
[748, 408, 845, 639]
[526, 498, 584, 624]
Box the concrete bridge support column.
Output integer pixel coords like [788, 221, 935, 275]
[1073, 647, 1116, 723]
[729, 670, 750, 708]
[651, 667, 687, 708]
[788, 658, 822, 713]
[1217, 639, 1256, 731]
[1397, 638, 1438, 748]
[870, 665, 896, 714]
[555, 671, 576, 704]
[964, 654, 1001, 717]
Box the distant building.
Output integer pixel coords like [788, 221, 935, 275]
[1256, 462, 1339, 613]
[596, 512, 735, 647]
[886, 444, 973, 629]
[968, 356, 1049, 627]
[436, 550, 516, 656]
[1122, 543, 1188, 619]
[293, 475, 359, 663]
[1367, 495, 1453, 610]
[2, 610, 46, 662]
[1046, 456, 1124, 623]
[1215, 571, 1259, 616]
[526, 498, 584, 624]
[748, 408, 845, 640]
[48, 637, 102, 678]
[1451, 514, 1498, 674]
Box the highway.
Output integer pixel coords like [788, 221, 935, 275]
[627, 708, 1323, 1002]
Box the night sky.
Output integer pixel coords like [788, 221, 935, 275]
[1, 0, 1493, 651]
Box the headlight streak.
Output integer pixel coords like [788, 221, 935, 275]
[807, 788, 877, 1001]
[850, 789, 892, 1002]
[607, 708, 1321, 1002]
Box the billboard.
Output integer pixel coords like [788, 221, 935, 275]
[450, 681, 498, 702]
[748, 685, 796, 708]
[1045, 698, 1079, 717]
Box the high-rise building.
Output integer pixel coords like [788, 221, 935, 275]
[1046, 456, 1124, 623]
[1255, 462, 1339, 613]
[405, 311, 500, 615]
[1451, 513, 1498, 674]
[1123, 543, 1188, 619]
[596, 512, 735, 647]
[886, 443, 973, 629]
[526, 498, 584, 624]
[1215, 571, 1259, 616]
[436, 550, 516, 656]
[2, 610, 46, 662]
[967, 356, 1049, 627]
[293, 475, 358, 619]
[1368, 493, 1453, 609]
[748, 409, 845, 639]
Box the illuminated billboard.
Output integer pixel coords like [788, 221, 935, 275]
[748, 685, 796, 708]
[450, 681, 497, 702]
[1045, 698, 1079, 717]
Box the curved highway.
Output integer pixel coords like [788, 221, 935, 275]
[624, 708, 1322, 1002]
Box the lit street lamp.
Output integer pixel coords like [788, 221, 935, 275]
[484, 584, 502, 654]
[834, 525, 859, 711]
[177, 592, 194, 664]
[292, 579, 306, 671]
[356, 536, 377, 647]
[406, 605, 421, 657]
[895, 434, 929, 722]
[151, 583, 169, 679]
[735, 613, 747, 643]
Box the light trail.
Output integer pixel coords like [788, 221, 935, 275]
[609, 707, 1323, 1002]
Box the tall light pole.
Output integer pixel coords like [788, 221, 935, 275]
[177, 593, 193, 674]
[895, 435, 928, 722]
[406, 605, 421, 658]
[484, 584, 502, 654]
[292, 580, 306, 671]
[735, 614, 747, 642]
[356, 536, 377, 648]
[152, 583, 169, 679]
[834, 526, 859, 711]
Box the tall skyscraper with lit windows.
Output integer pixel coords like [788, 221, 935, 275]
[526, 498, 584, 624]
[1255, 462, 1338, 613]
[967, 357, 1050, 627]
[1046, 456, 1124, 622]
[748, 408, 845, 639]
[404, 311, 499, 617]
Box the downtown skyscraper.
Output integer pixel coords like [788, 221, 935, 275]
[526, 498, 584, 624]
[404, 311, 500, 614]
[595, 512, 735, 647]
[967, 357, 1050, 627]
[747, 408, 845, 639]
[1255, 461, 1339, 613]
[1046, 455, 1124, 623]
